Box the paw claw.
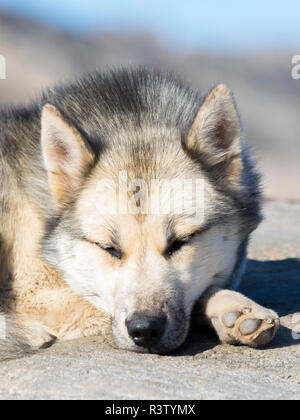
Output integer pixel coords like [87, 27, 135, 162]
[242, 307, 251, 315]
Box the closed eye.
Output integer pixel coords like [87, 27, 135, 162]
[94, 242, 123, 260]
[164, 232, 198, 258]
[165, 239, 188, 257]
[164, 225, 211, 258]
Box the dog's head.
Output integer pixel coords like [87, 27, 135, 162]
[41, 72, 260, 353]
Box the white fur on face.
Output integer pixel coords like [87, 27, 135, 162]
[47, 172, 242, 352]
[56, 237, 118, 315]
[180, 222, 241, 314]
[53, 204, 242, 353]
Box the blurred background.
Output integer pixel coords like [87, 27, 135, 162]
[0, 0, 299, 200]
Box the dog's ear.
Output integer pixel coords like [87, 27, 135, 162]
[41, 104, 95, 205]
[184, 84, 242, 189]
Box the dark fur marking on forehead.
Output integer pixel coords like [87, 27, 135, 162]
[42, 67, 202, 158]
[0, 67, 261, 240]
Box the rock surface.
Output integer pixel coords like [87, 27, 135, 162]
[0, 201, 299, 400]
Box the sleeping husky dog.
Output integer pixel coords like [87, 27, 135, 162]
[0, 68, 279, 359]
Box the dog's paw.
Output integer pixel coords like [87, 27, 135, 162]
[211, 304, 279, 347]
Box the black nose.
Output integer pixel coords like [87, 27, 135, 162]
[126, 314, 166, 348]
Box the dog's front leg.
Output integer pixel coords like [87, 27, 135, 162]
[197, 287, 280, 347]
[15, 288, 111, 344]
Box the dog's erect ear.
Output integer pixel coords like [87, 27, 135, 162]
[184, 84, 242, 188]
[41, 104, 95, 205]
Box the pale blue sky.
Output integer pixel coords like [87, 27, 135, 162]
[0, 0, 299, 52]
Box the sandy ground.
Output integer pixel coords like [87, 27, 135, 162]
[0, 201, 299, 400]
